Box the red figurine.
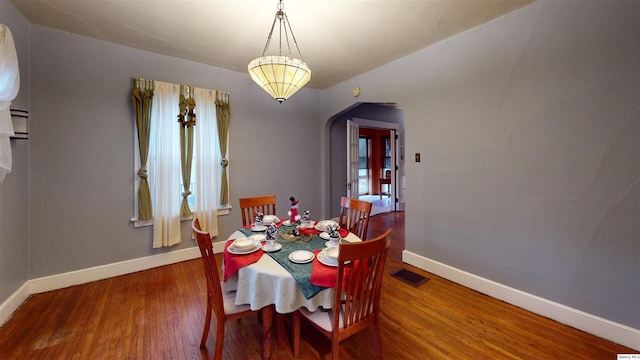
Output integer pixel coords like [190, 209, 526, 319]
[288, 196, 300, 224]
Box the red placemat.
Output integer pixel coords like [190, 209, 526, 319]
[310, 249, 337, 288]
[223, 239, 263, 281]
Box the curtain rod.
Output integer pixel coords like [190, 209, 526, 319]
[132, 77, 229, 97]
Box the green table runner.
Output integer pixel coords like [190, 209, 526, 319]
[265, 236, 327, 299]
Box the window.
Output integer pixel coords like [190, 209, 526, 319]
[132, 80, 230, 237]
[382, 136, 392, 171]
[358, 137, 370, 195]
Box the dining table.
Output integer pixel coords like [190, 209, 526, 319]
[221, 219, 361, 359]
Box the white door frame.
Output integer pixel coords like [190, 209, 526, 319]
[352, 118, 400, 211]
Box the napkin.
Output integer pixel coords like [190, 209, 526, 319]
[310, 249, 337, 288]
[223, 239, 263, 281]
[297, 225, 349, 238]
[310, 249, 358, 289]
[300, 227, 321, 236]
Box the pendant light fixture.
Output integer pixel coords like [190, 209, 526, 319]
[248, 0, 311, 103]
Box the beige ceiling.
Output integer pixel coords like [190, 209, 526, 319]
[10, 0, 534, 89]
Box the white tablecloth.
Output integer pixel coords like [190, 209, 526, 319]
[222, 229, 360, 314]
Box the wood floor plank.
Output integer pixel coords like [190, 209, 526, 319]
[0, 211, 635, 359]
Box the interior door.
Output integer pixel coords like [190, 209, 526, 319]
[346, 120, 359, 199]
[390, 129, 397, 211]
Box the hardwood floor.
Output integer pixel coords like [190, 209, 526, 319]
[0, 211, 634, 359]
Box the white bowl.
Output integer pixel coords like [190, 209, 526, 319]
[317, 220, 338, 232]
[263, 215, 278, 225]
[326, 246, 339, 260]
[233, 237, 254, 250]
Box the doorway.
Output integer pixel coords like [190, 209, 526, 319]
[324, 103, 404, 220]
[357, 127, 394, 216]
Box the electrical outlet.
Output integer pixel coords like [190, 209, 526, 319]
[415, 153, 421, 162]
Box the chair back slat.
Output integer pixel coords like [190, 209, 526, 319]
[239, 194, 277, 226]
[334, 228, 392, 331]
[338, 197, 373, 240]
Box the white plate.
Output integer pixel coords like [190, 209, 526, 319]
[251, 224, 267, 232]
[227, 241, 261, 255]
[319, 232, 330, 240]
[282, 220, 291, 226]
[288, 250, 315, 264]
[317, 249, 338, 267]
[262, 243, 282, 252]
[250, 234, 266, 242]
[315, 220, 338, 232]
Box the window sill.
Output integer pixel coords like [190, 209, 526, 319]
[131, 206, 232, 228]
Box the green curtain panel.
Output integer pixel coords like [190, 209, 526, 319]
[131, 79, 154, 220]
[215, 92, 230, 206]
[178, 88, 196, 217]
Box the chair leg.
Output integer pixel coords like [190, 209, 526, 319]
[200, 297, 213, 348]
[372, 320, 382, 360]
[331, 336, 340, 360]
[214, 322, 225, 360]
[292, 311, 300, 358]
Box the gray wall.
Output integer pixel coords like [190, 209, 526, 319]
[0, 0, 30, 304]
[321, 0, 639, 329]
[26, 26, 321, 278]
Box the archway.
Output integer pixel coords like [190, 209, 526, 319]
[323, 102, 405, 220]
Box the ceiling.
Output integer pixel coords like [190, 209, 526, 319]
[10, 0, 535, 90]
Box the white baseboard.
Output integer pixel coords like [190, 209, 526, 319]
[1, 242, 227, 327]
[402, 250, 640, 351]
[0, 281, 30, 326]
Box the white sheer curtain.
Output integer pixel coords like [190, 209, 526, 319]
[151, 81, 182, 248]
[193, 87, 220, 236]
[0, 24, 20, 183]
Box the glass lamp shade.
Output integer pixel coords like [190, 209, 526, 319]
[248, 55, 311, 103]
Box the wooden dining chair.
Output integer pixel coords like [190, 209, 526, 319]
[338, 196, 373, 240]
[191, 218, 260, 359]
[291, 228, 392, 360]
[239, 194, 277, 226]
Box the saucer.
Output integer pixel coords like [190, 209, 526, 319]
[319, 232, 330, 240]
[262, 243, 282, 252]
